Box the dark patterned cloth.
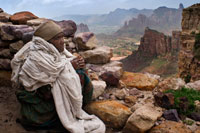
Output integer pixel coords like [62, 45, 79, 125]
[16, 69, 93, 129]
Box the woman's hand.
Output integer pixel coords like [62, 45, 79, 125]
[71, 56, 85, 70]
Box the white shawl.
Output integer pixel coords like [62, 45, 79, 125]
[11, 36, 105, 133]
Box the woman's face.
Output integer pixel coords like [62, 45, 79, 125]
[49, 33, 65, 52]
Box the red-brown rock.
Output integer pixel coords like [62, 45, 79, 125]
[10, 11, 38, 24]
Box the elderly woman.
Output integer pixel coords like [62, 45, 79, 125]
[11, 21, 105, 132]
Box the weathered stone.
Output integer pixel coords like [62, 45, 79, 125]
[0, 59, 11, 70]
[91, 80, 106, 100]
[80, 46, 113, 64]
[22, 31, 34, 43]
[88, 72, 99, 80]
[56, 20, 77, 37]
[156, 77, 185, 92]
[154, 92, 174, 109]
[27, 18, 48, 26]
[185, 80, 200, 91]
[9, 41, 24, 53]
[0, 12, 11, 22]
[120, 71, 158, 91]
[179, 4, 200, 81]
[115, 88, 129, 100]
[123, 104, 163, 133]
[195, 100, 200, 112]
[74, 32, 97, 50]
[124, 96, 137, 107]
[100, 71, 119, 86]
[149, 121, 192, 133]
[178, 96, 190, 113]
[163, 109, 180, 122]
[0, 49, 12, 59]
[10, 11, 38, 24]
[0, 23, 34, 40]
[85, 100, 132, 128]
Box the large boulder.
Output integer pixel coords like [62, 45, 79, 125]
[92, 80, 106, 100]
[56, 20, 77, 37]
[0, 70, 12, 87]
[0, 8, 3, 13]
[80, 46, 113, 64]
[10, 11, 38, 24]
[149, 121, 192, 133]
[0, 12, 11, 22]
[156, 77, 185, 92]
[27, 18, 48, 26]
[185, 80, 200, 91]
[0, 39, 10, 48]
[74, 32, 97, 50]
[123, 104, 163, 133]
[85, 100, 132, 129]
[120, 72, 158, 91]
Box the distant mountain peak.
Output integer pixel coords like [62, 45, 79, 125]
[179, 3, 184, 9]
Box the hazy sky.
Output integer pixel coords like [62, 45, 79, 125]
[1, 0, 199, 18]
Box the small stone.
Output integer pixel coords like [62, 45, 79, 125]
[92, 80, 106, 100]
[163, 109, 180, 122]
[154, 92, 174, 109]
[100, 71, 119, 86]
[9, 40, 24, 53]
[124, 96, 137, 107]
[115, 89, 128, 100]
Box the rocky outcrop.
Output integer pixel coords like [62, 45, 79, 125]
[179, 4, 200, 81]
[115, 4, 183, 38]
[122, 27, 181, 73]
[76, 23, 90, 34]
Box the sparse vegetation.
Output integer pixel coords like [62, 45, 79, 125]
[165, 87, 200, 116]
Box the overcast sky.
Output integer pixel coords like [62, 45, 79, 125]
[1, 0, 199, 18]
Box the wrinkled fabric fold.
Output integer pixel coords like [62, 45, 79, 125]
[11, 36, 105, 133]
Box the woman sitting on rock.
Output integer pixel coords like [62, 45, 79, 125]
[11, 21, 105, 133]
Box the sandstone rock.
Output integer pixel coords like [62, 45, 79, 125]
[0, 23, 16, 40]
[156, 77, 185, 92]
[100, 71, 119, 86]
[80, 46, 113, 64]
[56, 20, 77, 37]
[123, 104, 163, 133]
[91, 80, 106, 100]
[9, 41, 24, 53]
[10, 11, 38, 24]
[179, 4, 200, 81]
[27, 18, 48, 26]
[124, 96, 137, 107]
[0, 12, 11, 22]
[88, 72, 99, 80]
[185, 80, 200, 91]
[163, 109, 180, 122]
[0, 49, 12, 59]
[121, 71, 158, 91]
[0, 59, 11, 70]
[74, 32, 97, 50]
[154, 92, 174, 109]
[85, 100, 132, 128]
[149, 121, 192, 133]
[115, 88, 129, 100]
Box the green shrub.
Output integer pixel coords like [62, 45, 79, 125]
[183, 119, 194, 125]
[165, 87, 200, 116]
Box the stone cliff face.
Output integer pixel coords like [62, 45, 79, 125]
[76, 23, 90, 34]
[179, 4, 200, 81]
[122, 28, 181, 72]
[115, 4, 183, 38]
